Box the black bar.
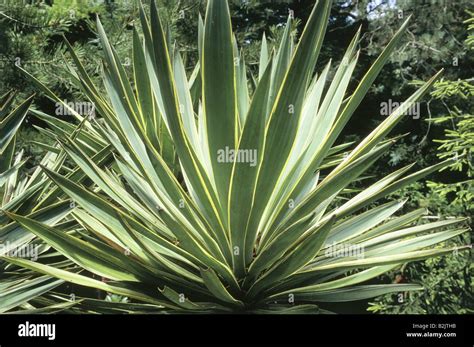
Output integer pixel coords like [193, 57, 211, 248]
[0, 314, 472, 345]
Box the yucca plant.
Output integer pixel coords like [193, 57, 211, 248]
[0, 91, 62, 312]
[0, 91, 81, 313]
[2, 0, 471, 313]
[0, 91, 115, 313]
